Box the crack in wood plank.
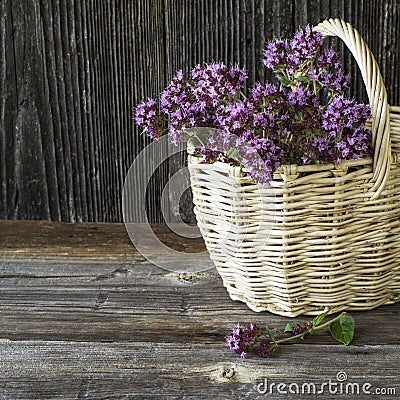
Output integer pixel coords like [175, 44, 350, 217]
[93, 267, 132, 281]
[93, 291, 109, 310]
[77, 377, 90, 399]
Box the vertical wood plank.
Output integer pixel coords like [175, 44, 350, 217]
[0, 0, 16, 219]
[39, 0, 65, 221]
[8, 0, 52, 220]
[0, 0, 398, 222]
[128, 0, 167, 222]
[73, 0, 98, 221]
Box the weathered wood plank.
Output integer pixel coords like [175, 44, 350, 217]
[0, 220, 206, 261]
[0, 341, 398, 399]
[0, 222, 399, 345]
[0, 0, 17, 221]
[5, 1, 52, 220]
[0, 266, 399, 345]
[1, 1, 399, 222]
[0, 221, 399, 399]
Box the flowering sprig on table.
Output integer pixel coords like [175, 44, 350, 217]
[226, 310, 355, 359]
[135, 26, 372, 185]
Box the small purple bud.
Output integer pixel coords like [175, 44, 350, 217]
[258, 339, 273, 358]
[292, 324, 304, 335]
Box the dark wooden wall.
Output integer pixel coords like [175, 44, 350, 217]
[1, 0, 399, 222]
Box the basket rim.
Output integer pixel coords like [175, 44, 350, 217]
[188, 153, 376, 175]
[187, 105, 400, 181]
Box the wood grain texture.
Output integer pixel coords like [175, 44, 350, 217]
[0, 221, 399, 399]
[0, 220, 206, 261]
[0, 341, 398, 399]
[0, 1, 399, 222]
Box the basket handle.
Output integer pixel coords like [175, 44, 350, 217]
[314, 18, 391, 199]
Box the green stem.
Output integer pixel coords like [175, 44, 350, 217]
[313, 75, 317, 96]
[272, 312, 347, 345]
[309, 61, 318, 96]
[238, 90, 246, 100]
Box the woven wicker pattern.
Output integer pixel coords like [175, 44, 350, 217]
[188, 19, 400, 316]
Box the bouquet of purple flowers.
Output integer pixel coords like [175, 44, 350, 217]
[135, 26, 372, 185]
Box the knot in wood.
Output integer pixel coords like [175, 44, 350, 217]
[222, 367, 235, 379]
[178, 272, 193, 282]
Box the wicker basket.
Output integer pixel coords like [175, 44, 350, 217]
[188, 19, 400, 317]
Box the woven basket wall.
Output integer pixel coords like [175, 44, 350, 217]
[188, 19, 400, 317]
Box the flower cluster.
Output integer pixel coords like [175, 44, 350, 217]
[263, 26, 324, 75]
[225, 323, 267, 358]
[134, 98, 160, 141]
[263, 26, 349, 94]
[135, 26, 372, 185]
[290, 322, 313, 335]
[226, 310, 355, 359]
[159, 63, 247, 144]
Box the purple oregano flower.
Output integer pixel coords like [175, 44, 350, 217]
[135, 25, 372, 185]
[225, 323, 263, 358]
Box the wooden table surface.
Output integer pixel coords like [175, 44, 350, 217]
[0, 221, 399, 399]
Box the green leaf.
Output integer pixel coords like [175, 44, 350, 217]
[329, 314, 355, 346]
[265, 326, 275, 340]
[284, 322, 298, 333]
[277, 75, 291, 87]
[295, 75, 312, 82]
[303, 129, 313, 136]
[312, 309, 331, 327]
[294, 111, 303, 121]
